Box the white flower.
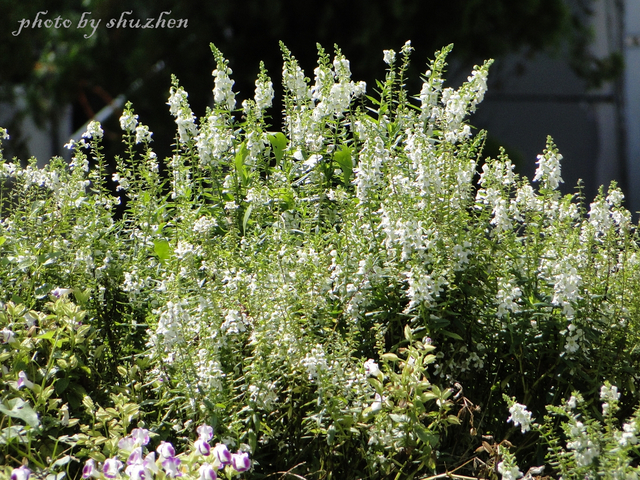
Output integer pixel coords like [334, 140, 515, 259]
[400, 40, 413, 56]
[213, 67, 236, 110]
[11, 466, 31, 480]
[135, 124, 153, 144]
[82, 120, 103, 140]
[497, 461, 522, 480]
[17, 371, 34, 389]
[533, 151, 563, 190]
[600, 383, 620, 415]
[567, 421, 600, 467]
[370, 393, 383, 413]
[507, 402, 533, 433]
[119, 111, 138, 132]
[364, 359, 381, 378]
[383, 49, 396, 65]
[254, 77, 274, 114]
[193, 216, 217, 234]
[102, 458, 123, 479]
[619, 422, 638, 447]
[0, 328, 15, 344]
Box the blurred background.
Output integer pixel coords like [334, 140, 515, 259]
[1, 0, 638, 212]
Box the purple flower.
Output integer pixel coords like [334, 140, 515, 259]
[198, 463, 217, 480]
[125, 464, 146, 480]
[231, 452, 251, 473]
[157, 441, 176, 459]
[197, 424, 214, 442]
[131, 428, 150, 446]
[51, 287, 72, 298]
[162, 457, 182, 478]
[82, 459, 100, 479]
[118, 436, 136, 453]
[143, 452, 158, 475]
[213, 443, 232, 466]
[127, 447, 143, 465]
[194, 438, 211, 456]
[103, 458, 123, 479]
[17, 371, 34, 390]
[11, 466, 31, 480]
[0, 328, 15, 344]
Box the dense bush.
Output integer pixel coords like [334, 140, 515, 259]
[1, 41, 640, 479]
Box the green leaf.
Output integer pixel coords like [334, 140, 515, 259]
[37, 330, 57, 341]
[235, 142, 250, 186]
[242, 204, 253, 236]
[333, 145, 353, 186]
[0, 425, 28, 444]
[153, 239, 172, 262]
[0, 398, 40, 427]
[421, 392, 438, 402]
[447, 415, 461, 425]
[0, 237, 6, 247]
[381, 353, 399, 362]
[423, 354, 437, 366]
[35, 283, 52, 299]
[55, 377, 70, 395]
[268, 132, 288, 166]
[389, 414, 409, 423]
[440, 330, 463, 341]
[415, 424, 439, 446]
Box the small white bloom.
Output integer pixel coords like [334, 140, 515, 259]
[135, 125, 153, 144]
[0, 328, 15, 344]
[619, 422, 638, 447]
[507, 401, 533, 433]
[82, 120, 104, 140]
[383, 49, 396, 65]
[364, 359, 381, 378]
[600, 383, 620, 415]
[370, 393, 383, 413]
[497, 461, 522, 480]
[119, 111, 139, 132]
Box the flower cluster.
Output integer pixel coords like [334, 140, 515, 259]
[78, 426, 250, 480]
[507, 400, 533, 433]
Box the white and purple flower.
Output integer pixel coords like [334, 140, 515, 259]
[127, 447, 144, 465]
[157, 441, 176, 459]
[231, 452, 251, 473]
[17, 371, 34, 390]
[0, 328, 15, 344]
[118, 436, 136, 453]
[131, 427, 151, 446]
[11, 466, 31, 480]
[194, 438, 211, 456]
[82, 459, 100, 479]
[103, 458, 123, 479]
[198, 463, 217, 480]
[125, 464, 146, 480]
[197, 424, 214, 442]
[162, 456, 182, 478]
[213, 443, 232, 466]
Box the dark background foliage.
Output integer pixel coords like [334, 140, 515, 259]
[0, 0, 618, 164]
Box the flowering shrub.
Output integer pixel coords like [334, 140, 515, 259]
[2, 425, 251, 480]
[1, 39, 640, 479]
[502, 385, 640, 479]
